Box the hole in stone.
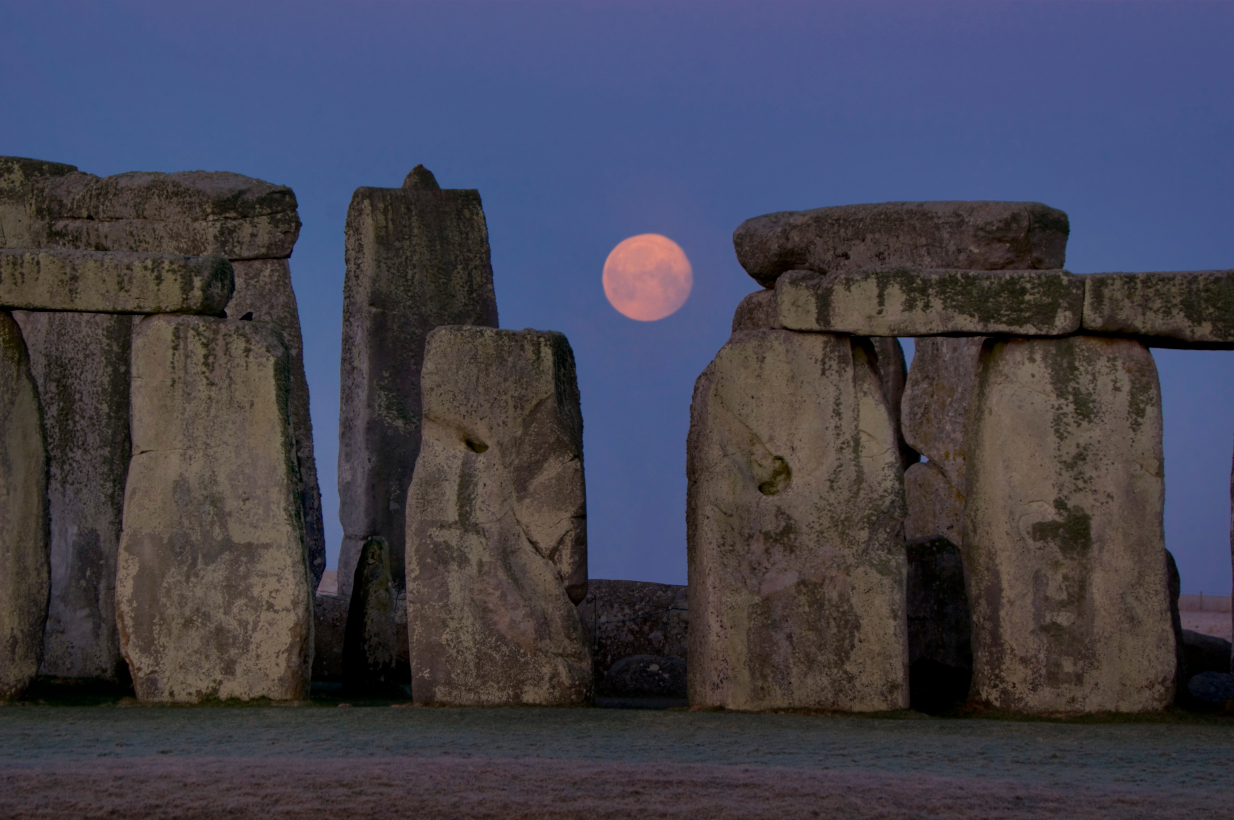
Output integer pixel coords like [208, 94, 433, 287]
[758, 456, 791, 495]
[464, 437, 488, 454]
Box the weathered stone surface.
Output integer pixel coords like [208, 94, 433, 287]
[686, 329, 907, 711]
[342, 537, 400, 695]
[0, 313, 49, 699]
[0, 249, 233, 314]
[406, 326, 589, 706]
[963, 336, 1175, 713]
[339, 171, 499, 603]
[0, 157, 83, 249]
[903, 462, 965, 546]
[734, 201, 1070, 288]
[577, 579, 688, 696]
[312, 592, 347, 683]
[227, 259, 324, 588]
[1083, 270, 1234, 347]
[12, 311, 131, 681]
[906, 536, 972, 711]
[116, 316, 312, 703]
[603, 655, 687, 698]
[871, 337, 918, 470]
[1186, 672, 1234, 708]
[731, 289, 780, 334]
[777, 268, 1083, 337]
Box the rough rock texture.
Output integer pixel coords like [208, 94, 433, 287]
[871, 337, 918, 470]
[1083, 270, 1234, 347]
[312, 593, 348, 683]
[339, 168, 499, 602]
[963, 335, 1175, 713]
[731, 289, 780, 334]
[603, 655, 687, 698]
[734, 201, 1070, 288]
[0, 313, 49, 699]
[116, 316, 312, 703]
[906, 536, 972, 711]
[0, 249, 233, 314]
[405, 326, 589, 706]
[577, 579, 688, 696]
[12, 311, 131, 681]
[776, 268, 1083, 337]
[0, 157, 81, 249]
[686, 329, 907, 711]
[341, 537, 400, 695]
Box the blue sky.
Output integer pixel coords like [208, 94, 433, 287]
[4, 1, 1232, 592]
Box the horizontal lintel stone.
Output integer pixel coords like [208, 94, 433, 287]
[1082, 270, 1234, 348]
[0, 249, 233, 315]
[776, 268, 1083, 337]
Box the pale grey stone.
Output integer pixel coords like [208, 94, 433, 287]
[1083, 270, 1234, 347]
[731, 289, 780, 334]
[777, 268, 1083, 337]
[406, 326, 589, 706]
[12, 311, 131, 682]
[871, 337, 918, 470]
[734, 201, 1070, 288]
[116, 316, 312, 703]
[338, 171, 499, 602]
[0, 157, 84, 249]
[687, 329, 907, 711]
[0, 312, 49, 699]
[964, 336, 1175, 713]
[577, 580, 688, 696]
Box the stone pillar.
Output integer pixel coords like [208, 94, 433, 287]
[963, 335, 1175, 713]
[686, 329, 907, 711]
[0, 312, 49, 699]
[406, 326, 589, 706]
[116, 316, 312, 703]
[339, 166, 499, 601]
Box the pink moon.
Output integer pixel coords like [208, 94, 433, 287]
[602, 234, 693, 322]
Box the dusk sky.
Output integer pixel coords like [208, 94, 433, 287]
[4, 1, 1232, 593]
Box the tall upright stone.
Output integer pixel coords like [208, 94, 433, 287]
[687, 329, 907, 711]
[0, 313, 49, 699]
[406, 326, 589, 706]
[963, 336, 1175, 713]
[11, 311, 131, 681]
[339, 166, 499, 601]
[116, 316, 312, 703]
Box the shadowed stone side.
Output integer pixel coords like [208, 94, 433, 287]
[339, 169, 499, 602]
[907, 536, 972, 711]
[116, 316, 312, 703]
[342, 537, 399, 696]
[963, 336, 1175, 713]
[406, 326, 589, 706]
[731, 289, 780, 334]
[577, 580, 688, 697]
[687, 329, 907, 711]
[1083, 270, 1234, 348]
[734, 201, 1070, 288]
[12, 311, 131, 681]
[777, 268, 1083, 337]
[0, 313, 49, 699]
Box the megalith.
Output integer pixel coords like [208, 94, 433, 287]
[577, 580, 689, 698]
[116, 316, 312, 703]
[0, 313, 49, 699]
[406, 326, 589, 706]
[963, 335, 1175, 713]
[339, 167, 500, 604]
[686, 329, 907, 711]
[906, 536, 972, 711]
[342, 537, 400, 696]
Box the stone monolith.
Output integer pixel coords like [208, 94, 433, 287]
[687, 329, 907, 711]
[342, 537, 400, 696]
[577, 580, 688, 697]
[339, 167, 499, 601]
[963, 335, 1175, 713]
[406, 326, 589, 706]
[0, 313, 49, 699]
[116, 316, 312, 703]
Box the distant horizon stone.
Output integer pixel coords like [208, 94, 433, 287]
[116, 316, 312, 703]
[687, 329, 907, 711]
[0, 249, 233, 315]
[0, 313, 49, 700]
[406, 326, 590, 706]
[964, 335, 1175, 713]
[733, 201, 1070, 288]
[1083, 270, 1234, 348]
[776, 268, 1083, 337]
[338, 169, 499, 604]
[577, 579, 688, 697]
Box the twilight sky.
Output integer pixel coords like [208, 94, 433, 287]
[4, 1, 1232, 593]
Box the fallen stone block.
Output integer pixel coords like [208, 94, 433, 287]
[1083, 270, 1234, 347]
[116, 316, 312, 703]
[687, 329, 907, 711]
[906, 536, 972, 712]
[964, 335, 1175, 713]
[0, 312, 49, 700]
[734, 201, 1070, 288]
[777, 268, 1083, 337]
[406, 326, 589, 706]
[577, 579, 688, 697]
[0, 249, 233, 315]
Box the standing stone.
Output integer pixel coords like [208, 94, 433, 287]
[0, 313, 49, 699]
[342, 537, 399, 696]
[964, 336, 1175, 713]
[116, 316, 312, 703]
[577, 580, 689, 697]
[687, 329, 907, 712]
[406, 326, 589, 706]
[339, 167, 499, 602]
[906, 536, 972, 711]
[11, 312, 131, 682]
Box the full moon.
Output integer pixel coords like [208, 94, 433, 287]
[602, 234, 693, 321]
